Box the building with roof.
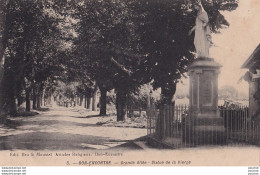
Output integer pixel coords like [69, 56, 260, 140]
[241, 44, 260, 122]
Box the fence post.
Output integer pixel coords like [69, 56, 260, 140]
[166, 105, 170, 137]
[147, 106, 150, 135]
[157, 106, 162, 139]
[169, 104, 173, 139]
[163, 104, 167, 138]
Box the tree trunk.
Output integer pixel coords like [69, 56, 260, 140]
[84, 95, 87, 108]
[79, 95, 83, 106]
[92, 87, 97, 111]
[161, 82, 177, 105]
[0, 67, 4, 114]
[25, 89, 30, 112]
[0, 0, 7, 79]
[32, 88, 36, 110]
[0, 78, 4, 116]
[17, 95, 24, 107]
[0, 0, 8, 121]
[87, 97, 91, 109]
[46, 92, 51, 105]
[41, 89, 45, 106]
[40, 94, 43, 107]
[76, 96, 79, 106]
[1, 69, 17, 115]
[6, 83, 17, 116]
[116, 88, 127, 121]
[9, 88, 16, 115]
[36, 96, 41, 109]
[99, 88, 107, 116]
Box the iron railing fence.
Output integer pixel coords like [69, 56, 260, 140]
[147, 104, 259, 148]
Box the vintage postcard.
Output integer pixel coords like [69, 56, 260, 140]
[0, 0, 259, 168]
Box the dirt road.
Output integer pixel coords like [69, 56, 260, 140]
[0, 107, 147, 150]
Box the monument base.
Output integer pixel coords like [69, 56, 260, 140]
[183, 113, 226, 145]
[194, 113, 226, 145]
[186, 57, 226, 145]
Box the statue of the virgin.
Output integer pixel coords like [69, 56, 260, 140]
[189, 1, 213, 58]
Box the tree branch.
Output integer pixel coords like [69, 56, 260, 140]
[110, 56, 132, 76]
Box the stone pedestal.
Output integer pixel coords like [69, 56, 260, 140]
[187, 57, 226, 145]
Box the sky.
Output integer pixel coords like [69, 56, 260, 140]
[211, 0, 260, 94]
[177, 0, 260, 96]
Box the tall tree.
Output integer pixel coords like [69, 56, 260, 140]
[1, 0, 68, 114]
[72, 0, 146, 120]
[72, 0, 238, 119]
[0, 0, 9, 121]
[130, 0, 238, 105]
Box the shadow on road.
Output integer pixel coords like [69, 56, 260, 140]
[0, 106, 147, 150]
[0, 132, 110, 150]
[71, 114, 101, 119]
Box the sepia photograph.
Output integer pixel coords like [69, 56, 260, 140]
[0, 0, 259, 168]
